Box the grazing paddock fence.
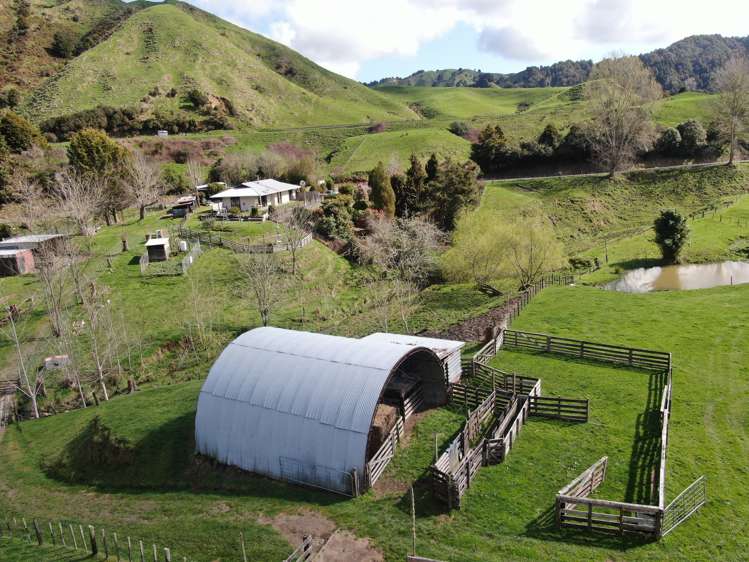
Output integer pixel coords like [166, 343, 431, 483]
[283, 534, 314, 561]
[366, 415, 405, 489]
[556, 457, 662, 536]
[139, 241, 202, 277]
[529, 395, 589, 423]
[176, 226, 312, 255]
[0, 513, 187, 561]
[0, 512, 320, 562]
[502, 330, 672, 372]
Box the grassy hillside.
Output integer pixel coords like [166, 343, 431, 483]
[377, 86, 569, 120]
[2, 284, 747, 560]
[0, 0, 132, 92]
[21, 2, 416, 126]
[468, 164, 749, 253]
[329, 127, 471, 173]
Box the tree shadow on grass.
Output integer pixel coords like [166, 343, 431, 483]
[40, 412, 347, 508]
[610, 257, 663, 271]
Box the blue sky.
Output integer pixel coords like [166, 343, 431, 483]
[140, 0, 749, 82]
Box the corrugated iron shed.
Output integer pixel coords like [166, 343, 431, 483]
[195, 327, 443, 494]
[361, 333, 465, 383]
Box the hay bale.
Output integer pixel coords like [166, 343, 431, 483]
[367, 404, 398, 459]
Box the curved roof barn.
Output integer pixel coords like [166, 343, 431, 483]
[195, 327, 446, 494]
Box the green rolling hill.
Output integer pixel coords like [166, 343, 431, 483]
[12, 1, 416, 127]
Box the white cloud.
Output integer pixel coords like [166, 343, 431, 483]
[478, 27, 548, 61]
[177, 0, 749, 78]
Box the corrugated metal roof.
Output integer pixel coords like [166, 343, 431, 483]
[195, 327, 442, 493]
[361, 333, 465, 359]
[145, 237, 169, 247]
[0, 234, 62, 247]
[210, 179, 300, 199]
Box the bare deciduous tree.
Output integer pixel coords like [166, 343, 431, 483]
[10, 175, 50, 232]
[127, 151, 162, 220]
[53, 169, 105, 236]
[238, 252, 285, 327]
[80, 282, 114, 401]
[713, 56, 749, 165]
[186, 158, 205, 202]
[357, 216, 442, 331]
[585, 55, 662, 176]
[1, 306, 41, 419]
[275, 205, 313, 275]
[35, 243, 69, 338]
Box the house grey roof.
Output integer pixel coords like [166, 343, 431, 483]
[0, 234, 62, 249]
[210, 179, 300, 199]
[194, 327, 441, 494]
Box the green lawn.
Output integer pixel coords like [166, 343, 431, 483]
[2, 284, 747, 561]
[652, 92, 718, 128]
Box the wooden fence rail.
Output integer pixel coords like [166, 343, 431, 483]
[366, 416, 405, 488]
[503, 330, 671, 371]
[529, 395, 589, 423]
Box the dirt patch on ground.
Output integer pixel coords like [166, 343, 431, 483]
[316, 529, 383, 562]
[259, 510, 383, 561]
[421, 295, 521, 342]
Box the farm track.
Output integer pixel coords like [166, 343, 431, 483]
[487, 158, 749, 183]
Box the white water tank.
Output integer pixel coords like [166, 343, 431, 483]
[178, 240, 188, 252]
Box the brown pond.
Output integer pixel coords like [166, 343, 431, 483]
[605, 261, 749, 293]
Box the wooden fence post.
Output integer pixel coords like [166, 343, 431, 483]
[128, 537, 133, 562]
[48, 521, 56, 545]
[114, 532, 121, 561]
[33, 519, 43, 545]
[59, 522, 66, 547]
[88, 525, 98, 556]
[139, 539, 146, 562]
[240, 531, 248, 562]
[410, 487, 417, 556]
[164, 547, 172, 562]
[70, 524, 78, 549]
[103, 528, 109, 559]
[153, 543, 158, 562]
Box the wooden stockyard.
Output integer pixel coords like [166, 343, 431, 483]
[432, 321, 706, 538]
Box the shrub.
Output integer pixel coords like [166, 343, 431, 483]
[338, 183, 354, 195]
[538, 124, 561, 148]
[50, 31, 76, 59]
[368, 122, 386, 134]
[449, 121, 470, 137]
[655, 127, 682, 156]
[161, 167, 190, 194]
[186, 89, 209, 108]
[0, 223, 11, 239]
[0, 111, 45, 153]
[250, 207, 258, 217]
[0, 89, 20, 109]
[654, 209, 689, 263]
[676, 119, 707, 157]
[229, 206, 242, 216]
[569, 257, 593, 270]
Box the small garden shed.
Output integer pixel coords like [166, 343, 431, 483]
[145, 237, 170, 261]
[0, 248, 34, 276]
[195, 327, 448, 495]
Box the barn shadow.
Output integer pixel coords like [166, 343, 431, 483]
[40, 412, 347, 508]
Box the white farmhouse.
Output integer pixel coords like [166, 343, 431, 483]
[210, 179, 301, 213]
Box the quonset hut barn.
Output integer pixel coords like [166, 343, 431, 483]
[194, 327, 455, 495]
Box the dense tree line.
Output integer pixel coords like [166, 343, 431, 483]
[370, 35, 749, 94]
[40, 105, 232, 142]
